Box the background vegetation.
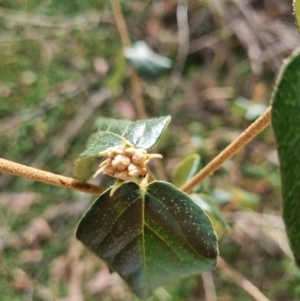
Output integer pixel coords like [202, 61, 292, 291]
[0, 0, 300, 300]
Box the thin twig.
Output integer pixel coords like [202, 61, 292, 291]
[233, 0, 281, 70]
[217, 257, 271, 301]
[0, 158, 105, 196]
[164, 0, 190, 99]
[189, 27, 233, 54]
[201, 271, 217, 301]
[180, 106, 271, 193]
[110, 0, 147, 119]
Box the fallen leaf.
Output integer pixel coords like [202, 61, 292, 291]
[51, 256, 69, 281]
[19, 248, 43, 263]
[93, 58, 109, 76]
[0, 84, 11, 97]
[11, 268, 32, 292]
[86, 265, 117, 294]
[0, 192, 40, 213]
[35, 284, 54, 301]
[21, 70, 37, 85]
[22, 218, 53, 246]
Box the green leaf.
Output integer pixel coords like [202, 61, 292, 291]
[95, 116, 171, 150]
[271, 47, 300, 266]
[124, 117, 171, 150]
[74, 116, 171, 180]
[191, 193, 230, 231]
[294, 0, 300, 32]
[76, 181, 218, 299]
[124, 41, 172, 79]
[171, 153, 201, 188]
[229, 187, 261, 209]
[212, 188, 232, 205]
[95, 118, 132, 135]
[74, 131, 124, 180]
[245, 104, 268, 121]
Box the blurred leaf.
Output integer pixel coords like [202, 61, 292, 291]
[241, 164, 281, 186]
[245, 103, 268, 121]
[271, 47, 300, 266]
[210, 187, 260, 210]
[22, 218, 53, 246]
[294, 0, 300, 32]
[229, 187, 261, 209]
[74, 116, 171, 180]
[0, 192, 40, 213]
[171, 153, 201, 188]
[191, 193, 230, 231]
[77, 181, 218, 299]
[124, 41, 172, 79]
[234, 96, 251, 110]
[234, 97, 268, 121]
[212, 188, 232, 205]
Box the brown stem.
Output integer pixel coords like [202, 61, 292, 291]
[130, 70, 147, 119]
[0, 158, 105, 195]
[201, 271, 217, 301]
[180, 106, 271, 193]
[110, 0, 147, 119]
[217, 257, 271, 301]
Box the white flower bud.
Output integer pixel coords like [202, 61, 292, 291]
[128, 169, 140, 177]
[93, 138, 162, 182]
[124, 147, 136, 158]
[127, 163, 141, 177]
[131, 149, 147, 165]
[112, 154, 131, 171]
[104, 166, 116, 176]
[110, 148, 125, 157]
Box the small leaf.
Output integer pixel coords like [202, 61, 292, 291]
[212, 188, 232, 205]
[245, 103, 268, 121]
[74, 116, 171, 180]
[95, 118, 132, 135]
[171, 153, 201, 188]
[124, 41, 172, 79]
[123, 116, 171, 150]
[74, 132, 124, 180]
[191, 193, 230, 231]
[229, 187, 261, 209]
[76, 181, 218, 299]
[95, 116, 171, 150]
[294, 0, 300, 32]
[271, 47, 300, 266]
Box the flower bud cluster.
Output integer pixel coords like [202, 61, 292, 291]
[93, 140, 162, 181]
